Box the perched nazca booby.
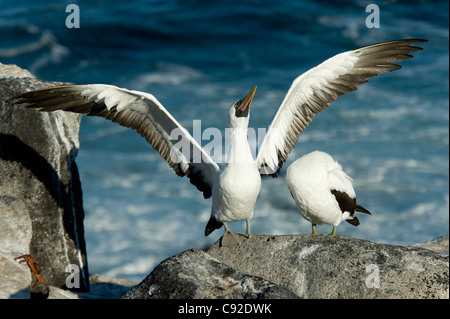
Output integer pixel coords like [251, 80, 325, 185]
[286, 151, 371, 236]
[12, 39, 425, 242]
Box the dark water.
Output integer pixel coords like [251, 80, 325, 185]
[1, 0, 448, 281]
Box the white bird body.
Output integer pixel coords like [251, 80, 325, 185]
[12, 39, 425, 241]
[286, 151, 370, 236]
[208, 101, 261, 237]
[212, 161, 261, 224]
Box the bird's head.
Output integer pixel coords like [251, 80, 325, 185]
[228, 86, 257, 128]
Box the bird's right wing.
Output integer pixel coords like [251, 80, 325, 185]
[257, 39, 427, 176]
[12, 84, 220, 198]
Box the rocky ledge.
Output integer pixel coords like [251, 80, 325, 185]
[123, 234, 449, 299]
[1, 63, 448, 299]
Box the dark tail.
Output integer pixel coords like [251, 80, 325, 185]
[356, 204, 371, 215]
[346, 216, 360, 226]
[346, 204, 372, 226]
[205, 216, 223, 237]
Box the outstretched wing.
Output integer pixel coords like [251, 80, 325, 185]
[13, 84, 220, 198]
[257, 39, 427, 176]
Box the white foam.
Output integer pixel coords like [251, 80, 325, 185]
[130, 63, 204, 89]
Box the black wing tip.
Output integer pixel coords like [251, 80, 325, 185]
[400, 38, 428, 48]
[9, 97, 43, 111]
[7, 91, 31, 105]
[8, 85, 76, 108]
[399, 38, 428, 44]
[372, 38, 428, 46]
[408, 39, 428, 44]
[185, 166, 213, 199]
[357, 38, 428, 54]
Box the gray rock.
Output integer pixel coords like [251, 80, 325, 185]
[47, 274, 137, 299]
[410, 235, 449, 255]
[4, 274, 137, 299]
[0, 63, 89, 296]
[122, 249, 300, 299]
[206, 234, 449, 299]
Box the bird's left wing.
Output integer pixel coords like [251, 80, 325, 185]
[256, 39, 427, 176]
[327, 167, 355, 199]
[12, 84, 220, 198]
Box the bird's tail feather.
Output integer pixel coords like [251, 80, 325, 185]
[346, 204, 372, 226]
[346, 216, 360, 226]
[356, 204, 371, 215]
[205, 217, 223, 236]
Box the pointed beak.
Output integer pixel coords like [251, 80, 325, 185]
[239, 86, 257, 111]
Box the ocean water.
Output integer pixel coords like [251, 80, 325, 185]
[1, 0, 448, 282]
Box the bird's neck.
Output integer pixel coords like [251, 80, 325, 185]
[226, 127, 254, 164]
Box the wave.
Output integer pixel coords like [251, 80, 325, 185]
[129, 62, 205, 90]
[0, 23, 69, 73]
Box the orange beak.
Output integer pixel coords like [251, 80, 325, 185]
[238, 86, 257, 111]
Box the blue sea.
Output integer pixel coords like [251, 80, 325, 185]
[1, 0, 448, 282]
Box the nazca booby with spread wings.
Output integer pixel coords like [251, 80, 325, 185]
[13, 39, 426, 243]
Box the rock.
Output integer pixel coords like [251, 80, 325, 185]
[0, 62, 89, 296]
[205, 235, 449, 299]
[47, 274, 137, 299]
[4, 274, 137, 299]
[410, 235, 449, 255]
[0, 198, 33, 299]
[121, 235, 448, 299]
[122, 249, 300, 299]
